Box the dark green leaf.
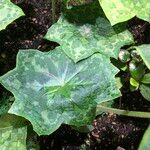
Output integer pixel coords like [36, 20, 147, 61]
[129, 60, 145, 81]
[0, 93, 14, 115]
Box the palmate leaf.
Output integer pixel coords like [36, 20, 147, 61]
[0, 47, 120, 135]
[0, 0, 24, 31]
[0, 114, 27, 150]
[99, 0, 150, 25]
[45, 1, 134, 63]
[135, 44, 150, 70]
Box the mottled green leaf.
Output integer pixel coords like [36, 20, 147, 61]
[135, 44, 150, 70]
[139, 126, 150, 150]
[0, 0, 24, 31]
[0, 47, 120, 135]
[140, 84, 150, 101]
[99, 0, 150, 25]
[0, 114, 27, 150]
[45, 2, 133, 62]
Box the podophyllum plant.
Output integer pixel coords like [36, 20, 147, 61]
[0, 0, 150, 149]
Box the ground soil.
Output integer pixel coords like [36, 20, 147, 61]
[0, 0, 150, 150]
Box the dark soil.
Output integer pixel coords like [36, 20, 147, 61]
[0, 0, 150, 150]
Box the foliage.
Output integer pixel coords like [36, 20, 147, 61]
[139, 126, 150, 150]
[140, 84, 150, 101]
[45, 2, 133, 62]
[99, 0, 150, 25]
[0, 92, 14, 115]
[0, 0, 150, 149]
[135, 44, 150, 70]
[0, 0, 24, 31]
[0, 47, 120, 135]
[0, 114, 27, 150]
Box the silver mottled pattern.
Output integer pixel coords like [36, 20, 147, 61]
[0, 0, 24, 31]
[0, 47, 121, 135]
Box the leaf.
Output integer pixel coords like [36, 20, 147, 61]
[45, 2, 133, 62]
[130, 77, 139, 88]
[141, 73, 150, 84]
[26, 125, 40, 150]
[139, 126, 150, 150]
[0, 114, 27, 150]
[0, 93, 14, 115]
[99, 0, 150, 25]
[0, 0, 24, 31]
[0, 47, 121, 135]
[135, 44, 150, 70]
[140, 84, 150, 101]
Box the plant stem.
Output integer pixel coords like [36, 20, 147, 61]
[96, 105, 150, 118]
[52, 0, 56, 23]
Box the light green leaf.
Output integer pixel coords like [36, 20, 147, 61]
[0, 0, 24, 31]
[0, 47, 120, 135]
[0, 114, 27, 150]
[45, 2, 133, 62]
[139, 126, 150, 150]
[130, 77, 139, 88]
[99, 0, 150, 25]
[140, 84, 150, 101]
[135, 44, 150, 70]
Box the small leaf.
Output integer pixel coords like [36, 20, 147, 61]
[129, 60, 145, 81]
[118, 49, 130, 63]
[139, 126, 150, 150]
[130, 78, 139, 88]
[116, 77, 123, 89]
[0, 114, 27, 150]
[0, 47, 121, 135]
[141, 73, 150, 84]
[45, 2, 133, 62]
[135, 44, 150, 70]
[140, 84, 150, 101]
[99, 0, 150, 25]
[0, 0, 24, 31]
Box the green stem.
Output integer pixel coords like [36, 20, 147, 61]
[126, 46, 136, 51]
[52, 0, 56, 23]
[96, 105, 150, 118]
